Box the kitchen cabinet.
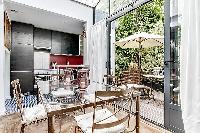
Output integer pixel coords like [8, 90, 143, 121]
[34, 28, 51, 48]
[10, 22, 34, 96]
[10, 72, 34, 96]
[12, 22, 33, 45]
[61, 33, 70, 54]
[51, 31, 62, 54]
[34, 51, 50, 69]
[51, 31, 79, 55]
[70, 34, 79, 55]
[11, 43, 34, 71]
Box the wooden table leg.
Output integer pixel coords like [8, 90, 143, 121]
[21, 124, 25, 133]
[48, 116, 54, 133]
[136, 96, 140, 133]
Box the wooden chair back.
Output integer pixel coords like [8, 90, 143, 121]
[51, 74, 65, 81]
[11, 79, 23, 113]
[11, 79, 44, 112]
[103, 75, 117, 86]
[92, 90, 132, 133]
[129, 68, 141, 84]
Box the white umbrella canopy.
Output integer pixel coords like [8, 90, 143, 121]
[115, 32, 164, 48]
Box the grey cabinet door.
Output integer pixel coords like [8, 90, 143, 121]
[70, 34, 79, 55]
[51, 31, 79, 55]
[61, 33, 79, 55]
[12, 22, 33, 45]
[11, 43, 34, 71]
[51, 31, 62, 54]
[61, 33, 71, 54]
[10, 72, 34, 96]
[34, 28, 51, 47]
[11, 22, 34, 71]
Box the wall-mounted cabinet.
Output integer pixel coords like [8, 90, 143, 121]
[34, 28, 51, 48]
[51, 31, 62, 54]
[51, 31, 79, 55]
[69, 34, 79, 55]
[12, 22, 33, 45]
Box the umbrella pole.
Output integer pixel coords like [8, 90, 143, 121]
[138, 39, 142, 84]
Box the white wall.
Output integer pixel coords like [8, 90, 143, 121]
[4, 49, 10, 99]
[0, 2, 6, 115]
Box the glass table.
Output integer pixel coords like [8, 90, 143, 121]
[46, 83, 141, 133]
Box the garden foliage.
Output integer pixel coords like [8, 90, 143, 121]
[115, 0, 164, 76]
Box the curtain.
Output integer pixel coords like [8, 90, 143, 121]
[180, 0, 200, 132]
[87, 20, 107, 92]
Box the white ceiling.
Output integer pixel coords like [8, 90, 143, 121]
[5, 1, 85, 34]
[73, 0, 99, 7]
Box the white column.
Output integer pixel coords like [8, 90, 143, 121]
[0, 2, 6, 115]
[4, 49, 10, 99]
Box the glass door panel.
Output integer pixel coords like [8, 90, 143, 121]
[164, 0, 184, 132]
[169, 0, 182, 105]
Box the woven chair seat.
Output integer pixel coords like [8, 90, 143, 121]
[51, 88, 75, 98]
[75, 108, 126, 133]
[22, 104, 47, 124]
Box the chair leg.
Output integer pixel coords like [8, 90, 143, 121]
[20, 124, 25, 133]
[75, 126, 83, 133]
[75, 126, 79, 133]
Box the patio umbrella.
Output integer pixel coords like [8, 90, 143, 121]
[115, 32, 164, 80]
[115, 32, 164, 48]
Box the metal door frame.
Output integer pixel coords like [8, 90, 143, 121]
[164, 0, 184, 132]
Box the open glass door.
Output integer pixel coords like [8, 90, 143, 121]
[164, 0, 184, 132]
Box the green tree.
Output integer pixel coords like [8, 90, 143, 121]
[115, 0, 164, 76]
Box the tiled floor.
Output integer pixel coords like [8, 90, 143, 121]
[138, 120, 170, 133]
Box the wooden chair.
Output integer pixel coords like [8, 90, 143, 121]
[129, 68, 141, 85]
[119, 71, 130, 85]
[117, 68, 153, 99]
[75, 90, 133, 133]
[11, 79, 47, 132]
[64, 69, 73, 84]
[11, 79, 23, 113]
[77, 69, 90, 98]
[50, 74, 65, 92]
[103, 75, 117, 86]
